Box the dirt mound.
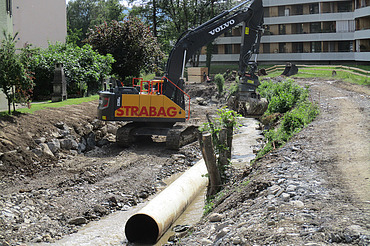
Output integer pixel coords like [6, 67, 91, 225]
[0, 101, 99, 177]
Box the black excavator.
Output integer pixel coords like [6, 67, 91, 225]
[97, 0, 265, 149]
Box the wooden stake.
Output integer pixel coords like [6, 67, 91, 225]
[219, 128, 228, 169]
[199, 132, 221, 197]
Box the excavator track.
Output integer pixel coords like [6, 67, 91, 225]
[116, 123, 199, 149]
[116, 123, 137, 147]
[166, 125, 198, 150]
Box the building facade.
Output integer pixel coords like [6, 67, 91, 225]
[0, 0, 13, 37]
[200, 0, 370, 64]
[12, 0, 67, 49]
[0, 0, 13, 112]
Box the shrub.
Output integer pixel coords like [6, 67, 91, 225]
[27, 43, 114, 100]
[255, 79, 319, 160]
[214, 73, 225, 95]
[257, 78, 309, 115]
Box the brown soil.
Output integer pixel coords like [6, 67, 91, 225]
[0, 78, 369, 245]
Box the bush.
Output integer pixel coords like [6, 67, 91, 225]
[257, 78, 308, 114]
[214, 73, 225, 95]
[27, 43, 114, 100]
[255, 79, 319, 160]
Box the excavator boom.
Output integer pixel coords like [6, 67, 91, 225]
[164, 0, 264, 106]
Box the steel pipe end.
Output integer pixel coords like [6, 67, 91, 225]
[125, 213, 159, 244]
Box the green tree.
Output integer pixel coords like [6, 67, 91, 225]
[67, 0, 125, 46]
[0, 32, 34, 114]
[128, 1, 161, 38]
[129, 0, 232, 56]
[85, 18, 164, 83]
[28, 43, 114, 99]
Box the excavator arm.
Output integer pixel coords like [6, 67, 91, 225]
[163, 0, 264, 106]
[97, 0, 265, 149]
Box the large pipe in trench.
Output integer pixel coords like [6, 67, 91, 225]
[125, 160, 208, 244]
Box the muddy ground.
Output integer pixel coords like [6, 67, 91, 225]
[0, 78, 369, 246]
[0, 82, 219, 245]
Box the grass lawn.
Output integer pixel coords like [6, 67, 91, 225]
[0, 95, 99, 116]
[207, 64, 369, 86]
[266, 67, 369, 86]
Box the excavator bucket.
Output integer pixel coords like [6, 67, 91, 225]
[227, 74, 268, 117]
[281, 63, 298, 76]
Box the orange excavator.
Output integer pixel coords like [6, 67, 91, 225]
[97, 0, 264, 149]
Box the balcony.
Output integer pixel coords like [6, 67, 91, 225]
[198, 52, 370, 62]
[255, 52, 356, 61]
[261, 32, 355, 43]
[354, 29, 370, 40]
[264, 12, 354, 25]
[354, 6, 370, 18]
[263, 0, 353, 7]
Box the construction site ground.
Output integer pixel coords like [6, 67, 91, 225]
[0, 77, 369, 245]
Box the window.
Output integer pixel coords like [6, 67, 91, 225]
[279, 43, 286, 53]
[309, 3, 319, 14]
[338, 41, 353, 52]
[279, 24, 286, 35]
[310, 22, 321, 33]
[311, 42, 321, 52]
[278, 6, 285, 16]
[338, 1, 352, 12]
[224, 29, 232, 37]
[225, 44, 233, 54]
[293, 4, 303, 15]
[285, 8, 290, 16]
[323, 22, 336, 33]
[213, 45, 218, 54]
[263, 43, 270, 53]
[294, 23, 304, 34]
[263, 7, 270, 18]
[293, 43, 303, 53]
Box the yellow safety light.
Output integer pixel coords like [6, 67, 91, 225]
[245, 27, 250, 35]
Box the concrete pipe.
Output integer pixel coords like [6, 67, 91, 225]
[125, 160, 208, 244]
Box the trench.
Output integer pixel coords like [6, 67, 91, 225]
[33, 117, 261, 246]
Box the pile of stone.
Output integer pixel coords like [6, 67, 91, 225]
[31, 119, 119, 158]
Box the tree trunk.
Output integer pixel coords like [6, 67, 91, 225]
[152, 0, 157, 37]
[206, 42, 213, 76]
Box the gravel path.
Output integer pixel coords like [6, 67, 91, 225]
[179, 78, 370, 246]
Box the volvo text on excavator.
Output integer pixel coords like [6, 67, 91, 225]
[97, 0, 264, 149]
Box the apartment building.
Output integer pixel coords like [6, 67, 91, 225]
[0, 0, 13, 111]
[200, 0, 370, 64]
[12, 0, 67, 49]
